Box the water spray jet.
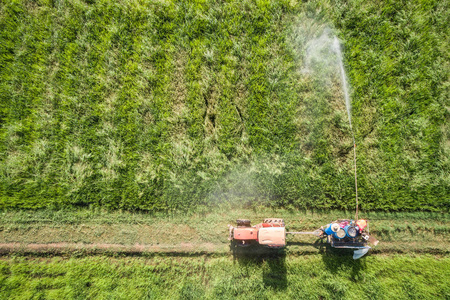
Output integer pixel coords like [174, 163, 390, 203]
[332, 36, 359, 221]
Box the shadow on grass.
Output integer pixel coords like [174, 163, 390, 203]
[231, 243, 287, 290]
[229, 238, 367, 290]
[299, 238, 367, 279]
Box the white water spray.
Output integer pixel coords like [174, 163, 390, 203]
[332, 37, 354, 143]
[302, 29, 359, 219]
[331, 36, 359, 220]
[303, 31, 354, 139]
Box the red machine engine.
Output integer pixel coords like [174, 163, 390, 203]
[228, 218, 286, 248]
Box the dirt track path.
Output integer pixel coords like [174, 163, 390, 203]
[0, 242, 227, 255]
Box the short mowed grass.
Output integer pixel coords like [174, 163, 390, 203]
[0, 254, 449, 299]
[1, 208, 449, 254]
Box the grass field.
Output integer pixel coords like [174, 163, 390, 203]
[1, 0, 448, 297]
[1, 254, 449, 299]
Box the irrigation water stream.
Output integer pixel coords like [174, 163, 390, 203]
[331, 35, 359, 220]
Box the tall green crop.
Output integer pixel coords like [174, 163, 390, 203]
[0, 0, 448, 211]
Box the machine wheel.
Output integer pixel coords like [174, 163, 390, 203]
[236, 219, 251, 227]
